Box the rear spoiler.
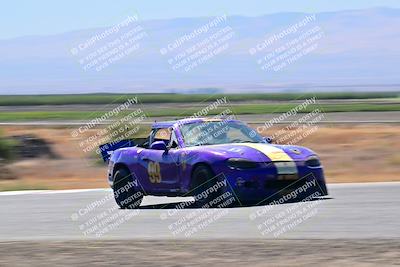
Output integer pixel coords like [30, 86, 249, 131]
[99, 139, 135, 162]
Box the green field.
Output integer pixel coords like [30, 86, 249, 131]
[0, 92, 399, 106]
[0, 103, 399, 121]
[0, 92, 399, 121]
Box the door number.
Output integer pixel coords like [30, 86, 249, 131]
[147, 161, 162, 183]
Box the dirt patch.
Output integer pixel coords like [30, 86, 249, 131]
[0, 239, 399, 267]
[0, 124, 399, 190]
[0, 163, 15, 180]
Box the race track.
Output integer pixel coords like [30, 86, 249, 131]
[1, 182, 399, 241]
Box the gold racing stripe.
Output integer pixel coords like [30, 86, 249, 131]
[231, 143, 298, 178]
[231, 143, 293, 162]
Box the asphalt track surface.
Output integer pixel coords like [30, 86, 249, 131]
[0, 182, 399, 241]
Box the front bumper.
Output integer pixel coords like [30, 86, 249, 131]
[217, 161, 328, 204]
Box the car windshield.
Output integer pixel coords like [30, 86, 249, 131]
[179, 120, 265, 147]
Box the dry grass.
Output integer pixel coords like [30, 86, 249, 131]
[260, 124, 400, 183]
[0, 124, 399, 190]
[0, 126, 107, 189]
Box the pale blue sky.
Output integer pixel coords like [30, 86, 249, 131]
[1, 0, 400, 39]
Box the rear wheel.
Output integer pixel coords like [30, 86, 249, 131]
[113, 167, 143, 209]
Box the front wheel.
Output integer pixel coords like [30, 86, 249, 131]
[112, 167, 143, 209]
[191, 165, 234, 208]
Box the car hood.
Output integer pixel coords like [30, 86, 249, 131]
[192, 143, 316, 162]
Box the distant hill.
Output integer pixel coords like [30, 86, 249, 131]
[0, 7, 399, 94]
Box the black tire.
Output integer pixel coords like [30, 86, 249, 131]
[318, 182, 328, 196]
[191, 165, 231, 208]
[113, 167, 143, 209]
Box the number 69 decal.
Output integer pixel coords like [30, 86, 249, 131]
[147, 161, 162, 183]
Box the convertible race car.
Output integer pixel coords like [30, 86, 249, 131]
[100, 118, 328, 208]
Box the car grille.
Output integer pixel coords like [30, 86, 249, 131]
[264, 179, 307, 190]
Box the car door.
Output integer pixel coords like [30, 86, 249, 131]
[139, 127, 181, 192]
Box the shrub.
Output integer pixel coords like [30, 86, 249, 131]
[0, 131, 16, 161]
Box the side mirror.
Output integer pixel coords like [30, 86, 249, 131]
[263, 136, 273, 144]
[150, 141, 168, 151]
[169, 140, 179, 149]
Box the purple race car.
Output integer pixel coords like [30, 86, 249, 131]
[100, 118, 328, 208]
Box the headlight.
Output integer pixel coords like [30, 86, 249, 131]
[227, 158, 259, 169]
[306, 156, 321, 167]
